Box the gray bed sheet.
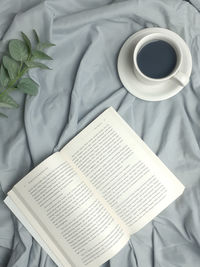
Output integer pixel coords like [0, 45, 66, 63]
[0, 0, 200, 266]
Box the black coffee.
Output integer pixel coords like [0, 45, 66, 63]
[136, 40, 177, 79]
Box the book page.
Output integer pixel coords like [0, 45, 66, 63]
[61, 107, 185, 234]
[9, 152, 129, 267]
[4, 196, 66, 267]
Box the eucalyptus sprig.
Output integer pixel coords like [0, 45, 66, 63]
[0, 29, 55, 118]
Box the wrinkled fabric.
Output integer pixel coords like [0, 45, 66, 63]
[0, 0, 200, 266]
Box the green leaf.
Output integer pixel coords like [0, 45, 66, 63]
[17, 78, 38, 96]
[3, 56, 19, 79]
[33, 29, 40, 43]
[0, 93, 19, 108]
[9, 39, 28, 61]
[32, 50, 53, 60]
[21, 32, 31, 54]
[37, 42, 55, 51]
[0, 112, 8, 118]
[0, 65, 9, 87]
[25, 61, 51, 70]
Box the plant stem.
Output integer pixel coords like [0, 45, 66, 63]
[18, 61, 23, 74]
[0, 66, 29, 98]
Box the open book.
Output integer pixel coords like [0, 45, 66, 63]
[4, 107, 184, 267]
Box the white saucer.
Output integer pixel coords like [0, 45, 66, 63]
[117, 28, 192, 101]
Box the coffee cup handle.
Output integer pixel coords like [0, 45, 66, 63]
[173, 72, 188, 86]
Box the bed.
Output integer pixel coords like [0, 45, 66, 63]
[0, 0, 200, 266]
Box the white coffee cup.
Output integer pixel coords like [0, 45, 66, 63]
[133, 32, 188, 86]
